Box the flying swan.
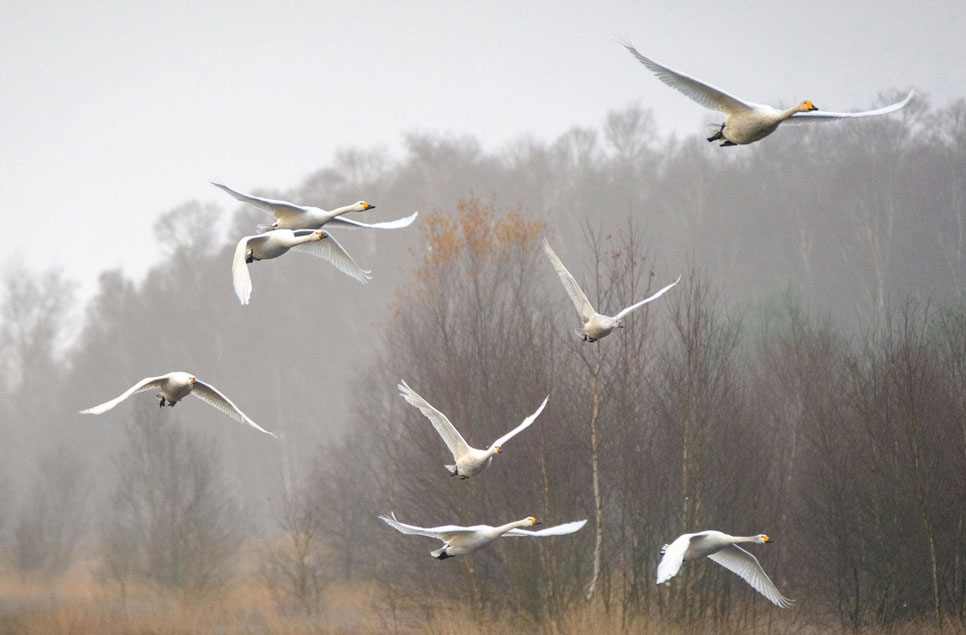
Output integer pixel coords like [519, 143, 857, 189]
[543, 237, 680, 342]
[212, 182, 418, 232]
[232, 229, 371, 305]
[378, 513, 587, 559]
[657, 530, 794, 607]
[619, 40, 913, 146]
[398, 380, 548, 478]
[79, 371, 277, 438]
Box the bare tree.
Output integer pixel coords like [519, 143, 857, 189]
[99, 402, 244, 598]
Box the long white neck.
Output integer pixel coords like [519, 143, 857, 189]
[495, 518, 534, 535]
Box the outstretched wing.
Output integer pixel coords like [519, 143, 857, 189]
[327, 211, 419, 230]
[504, 519, 588, 537]
[707, 544, 795, 608]
[191, 379, 277, 438]
[786, 91, 913, 124]
[378, 513, 472, 539]
[613, 275, 681, 321]
[291, 231, 372, 284]
[79, 375, 169, 414]
[543, 237, 596, 321]
[490, 395, 549, 449]
[212, 182, 310, 221]
[619, 40, 755, 115]
[398, 380, 472, 458]
[656, 533, 693, 584]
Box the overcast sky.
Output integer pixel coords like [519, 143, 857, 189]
[3, 0, 963, 300]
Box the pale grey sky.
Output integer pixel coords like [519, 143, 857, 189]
[2, 0, 962, 299]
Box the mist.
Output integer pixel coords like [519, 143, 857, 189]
[1, 97, 964, 632]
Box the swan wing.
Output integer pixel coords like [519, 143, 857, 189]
[291, 231, 372, 284]
[232, 235, 261, 305]
[212, 182, 310, 220]
[191, 379, 277, 438]
[656, 533, 692, 583]
[378, 513, 473, 539]
[490, 395, 549, 449]
[326, 211, 419, 230]
[503, 519, 587, 537]
[398, 380, 472, 458]
[543, 238, 596, 321]
[785, 90, 914, 124]
[707, 544, 795, 607]
[79, 375, 170, 414]
[619, 40, 755, 115]
[612, 275, 681, 321]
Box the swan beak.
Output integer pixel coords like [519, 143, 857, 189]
[533, 519, 542, 526]
[364, 202, 376, 210]
[763, 535, 774, 543]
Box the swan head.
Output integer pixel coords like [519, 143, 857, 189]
[527, 517, 541, 526]
[188, 376, 196, 383]
[759, 534, 772, 544]
[800, 100, 818, 112]
[355, 201, 375, 212]
[493, 445, 503, 454]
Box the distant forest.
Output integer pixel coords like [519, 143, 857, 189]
[1, 94, 963, 632]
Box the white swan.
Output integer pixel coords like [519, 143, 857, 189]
[398, 380, 548, 478]
[543, 238, 679, 342]
[79, 371, 277, 438]
[657, 530, 793, 607]
[378, 513, 587, 559]
[619, 41, 913, 146]
[212, 182, 418, 232]
[232, 228, 371, 305]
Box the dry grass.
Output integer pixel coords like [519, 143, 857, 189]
[0, 566, 962, 634]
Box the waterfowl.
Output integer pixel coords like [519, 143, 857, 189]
[543, 238, 679, 342]
[232, 228, 371, 305]
[378, 513, 587, 559]
[620, 41, 913, 146]
[79, 371, 277, 438]
[657, 530, 794, 607]
[398, 380, 548, 478]
[212, 182, 417, 232]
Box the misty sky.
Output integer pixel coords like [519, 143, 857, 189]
[3, 0, 963, 300]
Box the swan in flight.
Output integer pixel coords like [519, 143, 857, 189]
[232, 229, 371, 305]
[80, 371, 277, 438]
[657, 530, 793, 607]
[619, 40, 913, 146]
[378, 513, 587, 559]
[212, 182, 418, 232]
[398, 380, 548, 478]
[543, 238, 679, 342]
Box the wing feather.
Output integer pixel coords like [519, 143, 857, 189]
[785, 91, 914, 124]
[490, 395, 549, 449]
[326, 211, 419, 230]
[707, 545, 794, 607]
[291, 231, 371, 284]
[398, 380, 471, 457]
[612, 275, 681, 321]
[212, 182, 309, 220]
[543, 238, 596, 321]
[191, 380, 277, 438]
[79, 375, 169, 414]
[503, 519, 587, 537]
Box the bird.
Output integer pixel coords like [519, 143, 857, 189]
[79, 371, 277, 438]
[619, 40, 913, 146]
[232, 228, 371, 305]
[657, 530, 794, 607]
[398, 380, 549, 479]
[542, 238, 680, 342]
[212, 181, 418, 232]
[378, 513, 587, 559]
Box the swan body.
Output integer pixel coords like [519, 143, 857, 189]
[212, 182, 417, 232]
[378, 513, 587, 559]
[79, 371, 277, 438]
[620, 41, 913, 146]
[543, 238, 679, 342]
[398, 380, 548, 478]
[657, 530, 793, 607]
[232, 228, 371, 305]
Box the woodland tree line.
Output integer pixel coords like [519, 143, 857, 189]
[0, 95, 964, 632]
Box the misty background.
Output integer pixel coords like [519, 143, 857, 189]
[1, 2, 965, 633]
